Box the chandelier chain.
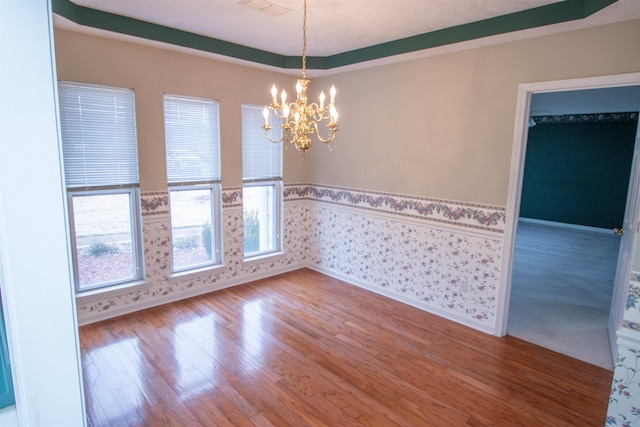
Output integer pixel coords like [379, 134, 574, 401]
[302, 0, 307, 78]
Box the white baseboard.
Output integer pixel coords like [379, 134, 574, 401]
[519, 217, 612, 234]
[79, 261, 499, 339]
[307, 264, 496, 335]
[617, 327, 640, 350]
[77, 262, 305, 326]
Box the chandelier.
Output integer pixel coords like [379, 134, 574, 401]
[262, 0, 338, 157]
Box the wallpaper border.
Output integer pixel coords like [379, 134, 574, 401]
[141, 191, 169, 216]
[623, 320, 640, 331]
[141, 188, 243, 216]
[531, 111, 638, 125]
[141, 185, 507, 233]
[284, 184, 506, 233]
[624, 279, 640, 332]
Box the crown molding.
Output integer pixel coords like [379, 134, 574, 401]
[52, 0, 619, 70]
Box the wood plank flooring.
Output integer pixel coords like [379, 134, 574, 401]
[79, 268, 613, 426]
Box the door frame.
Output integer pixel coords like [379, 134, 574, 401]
[494, 72, 640, 337]
[609, 122, 640, 359]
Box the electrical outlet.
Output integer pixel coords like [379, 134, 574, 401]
[459, 277, 468, 292]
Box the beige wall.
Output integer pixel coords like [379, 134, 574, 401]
[54, 29, 309, 190]
[55, 19, 640, 205]
[312, 19, 640, 205]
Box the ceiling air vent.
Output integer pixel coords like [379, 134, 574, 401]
[237, 0, 291, 17]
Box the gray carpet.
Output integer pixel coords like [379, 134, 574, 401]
[507, 220, 620, 370]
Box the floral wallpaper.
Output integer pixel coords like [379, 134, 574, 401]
[78, 203, 311, 316]
[608, 271, 640, 424]
[608, 345, 640, 426]
[624, 279, 640, 332]
[78, 184, 505, 329]
[308, 206, 502, 327]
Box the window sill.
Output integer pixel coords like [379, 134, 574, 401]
[243, 251, 286, 267]
[169, 263, 227, 284]
[76, 279, 148, 303]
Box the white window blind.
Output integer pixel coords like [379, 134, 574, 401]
[242, 104, 282, 181]
[58, 82, 139, 189]
[164, 95, 221, 184]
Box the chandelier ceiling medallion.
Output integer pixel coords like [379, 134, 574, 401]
[262, 0, 339, 157]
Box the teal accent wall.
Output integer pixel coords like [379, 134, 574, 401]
[520, 117, 637, 229]
[0, 296, 15, 409]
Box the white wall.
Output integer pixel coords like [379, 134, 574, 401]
[0, 0, 85, 425]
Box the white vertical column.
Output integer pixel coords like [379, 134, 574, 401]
[0, 0, 86, 425]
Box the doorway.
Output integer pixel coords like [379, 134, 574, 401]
[495, 73, 640, 369]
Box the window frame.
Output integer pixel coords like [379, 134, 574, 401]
[58, 81, 144, 294]
[67, 186, 144, 294]
[242, 179, 283, 259]
[241, 103, 284, 260]
[163, 94, 223, 275]
[167, 182, 223, 274]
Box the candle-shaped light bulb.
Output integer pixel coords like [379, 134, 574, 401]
[271, 84, 278, 104]
[263, 107, 269, 126]
[281, 89, 287, 106]
[319, 91, 325, 110]
[294, 111, 300, 123]
[330, 85, 336, 104]
[296, 80, 302, 98]
[283, 104, 290, 122]
[330, 105, 338, 123]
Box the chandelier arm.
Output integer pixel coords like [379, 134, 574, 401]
[270, 109, 289, 120]
[284, 128, 296, 145]
[309, 105, 332, 122]
[264, 129, 285, 144]
[316, 131, 336, 145]
[312, 121, 337, 145]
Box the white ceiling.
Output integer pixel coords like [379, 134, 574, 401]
[60, 0, 569, 56]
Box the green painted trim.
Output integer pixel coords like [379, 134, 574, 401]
[53, 0, 618, 70]
[584, 0, 619, 15]
[52, 0, 291, 68]
[326, 0, 618, 68]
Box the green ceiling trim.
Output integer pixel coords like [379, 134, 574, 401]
[53, 0, 618, 71]
[583, 0, 620, 15]
[52, 0, 293, 68]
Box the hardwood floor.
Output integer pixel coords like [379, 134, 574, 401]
[80, 269, 613, 426]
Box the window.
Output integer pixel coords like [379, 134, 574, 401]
[241, 104, 283, 258]
[58, 82, 144, 292]
[164, 95, 222, 273]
